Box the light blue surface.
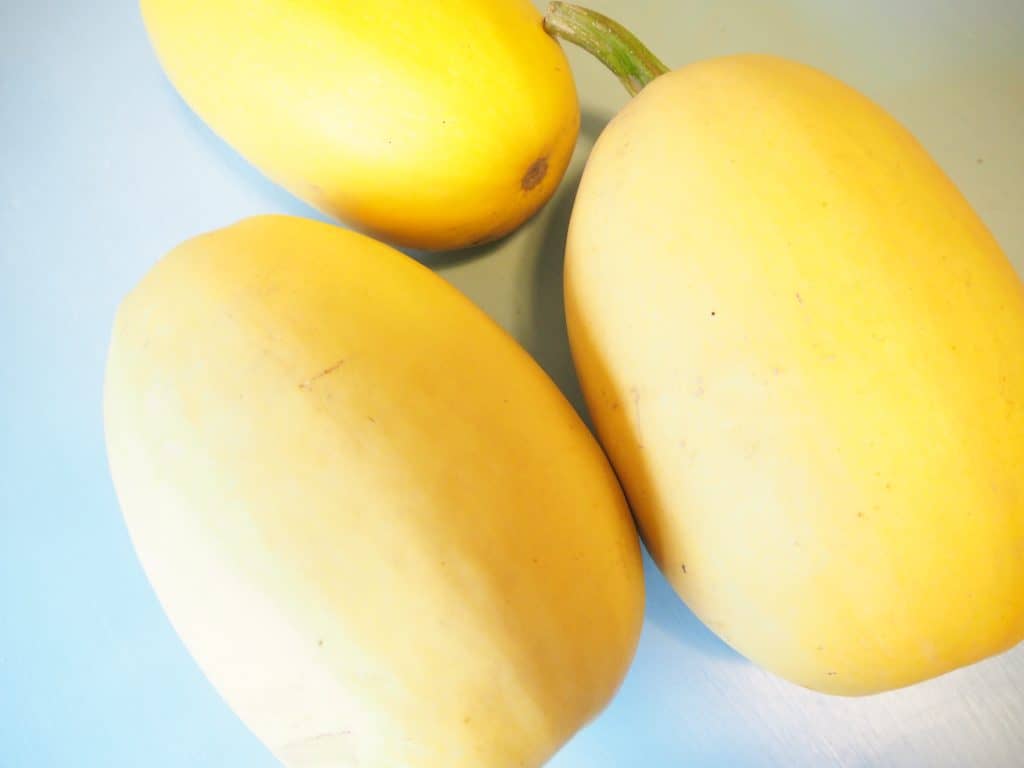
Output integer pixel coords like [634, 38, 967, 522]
[3, 2, 1023, 767]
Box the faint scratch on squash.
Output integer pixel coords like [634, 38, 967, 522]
[299, 359, 346, 390]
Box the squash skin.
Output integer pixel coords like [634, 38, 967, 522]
[139, 0, 579, 251]
[565, 55, 1024, 695]
[104, 216, 643, 766]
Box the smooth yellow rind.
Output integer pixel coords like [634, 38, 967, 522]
[105, 216, 643, 766]
[140, 0, 579, 250]
[566, 55, 1024, 695]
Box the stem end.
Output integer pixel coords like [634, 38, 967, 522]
[543, 3, 670, 96]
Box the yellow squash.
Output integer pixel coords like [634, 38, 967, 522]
[140, 0, 578, 251]
[552, 6, 1024, 696]
[104, 216, 643, 766]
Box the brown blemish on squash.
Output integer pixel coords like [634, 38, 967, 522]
[299, 358, 345, 390]
[521, 157, 549, 190]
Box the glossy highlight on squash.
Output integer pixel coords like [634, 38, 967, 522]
[140, 0, 580, 251]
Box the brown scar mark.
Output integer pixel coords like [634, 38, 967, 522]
[521, 157, 549, 190]
[299, 359, 345, 390]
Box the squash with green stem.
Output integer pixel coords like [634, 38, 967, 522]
[547, 1, 1024, 695]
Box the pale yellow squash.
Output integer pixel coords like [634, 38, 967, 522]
[104, 216, 643, 766]
[564, 54, 1024, 695]
[140, 0, 578, 251]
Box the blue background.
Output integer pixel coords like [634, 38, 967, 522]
[3, 1, 1023, 766]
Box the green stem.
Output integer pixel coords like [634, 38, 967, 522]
[543, 2, 670, 96]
